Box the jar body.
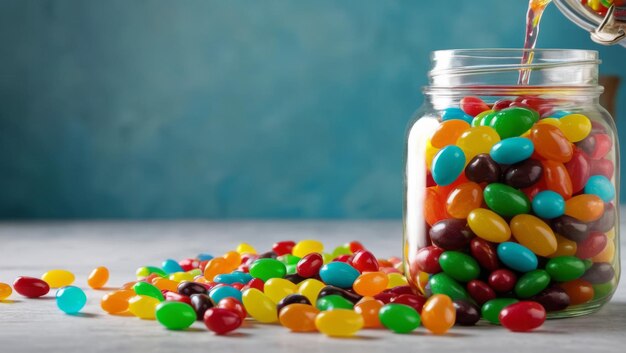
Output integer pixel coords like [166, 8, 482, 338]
[404, 50, 620, 318]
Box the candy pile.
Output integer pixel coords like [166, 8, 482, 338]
[582, 0, 625, 16]
[410, 95, 617, 324]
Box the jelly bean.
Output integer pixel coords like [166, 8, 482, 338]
[576, 232, 608, 259]
[484, 183, 531, 217]
[387, 273, 408, 288]
[272, 241, 296, 256]
[413, 246, 444, 274]
[538, 117, 561, 127]
[242, 288, 278, 323]
[374, 292, 395, 304]
[592, 282, 615, 300]
[559, 279, 594, 305]
[481, 298, 518, 324]
[460, 96, 490, 117]
[161, 259, 184, 274]
[592, 238, 615, 263]
[488, 269, 517, 293]
[453, 299, 480, 326]
[203, 258, 230, 281]
[204, 307, 243, 335]
[581, 262, 615, 284]
[584, 175, 615, 202]
[551, 110, 571, 118]
[297, 278, 325, 303]
[430, 119, 471, 148]
[514, 270, 550, 298]
[589, 158, 614, 179]
[497, 242, 538, 273]
[472, 110, 495, 126]
[425, 139, 440, 170]
[214, 272, 252, 285]
[565, 149, 590, 193]
[100, 289, 135, 314]
[391, 294, 426, 312]
[166, 292, 195, 306]
[564, 194, 604, 222]
[552, 215, 590, 242]
[354, 299, 384, 328]
[421, 294, 456, 334]
[438, 251, 479, 282]
[532, 190, 565, 219]
[169, 272, 195, 283]
[190, 293, 213, 320]
[464, 153, 501, 184]
[209, 285, 242, 304]
[296, 253, 323, 278]
[178, 281, 208, 297]
[467, 208, 511, 243]
[546, 256, 586, 282]
[531, 286, 570, 311]
[133, 282, 165, 302]
[136, 266, 167, 279]
[222, 251, 242, 271]
[249, 258, 287, 281]
[155, 301, 196, 330]
[178, 258, 200, 272]
[292, 240, 324, 258]
[197, 253, 214, 261]
[442, 107, 473, 124]
[353, 272, 388, 296]
[316, 294, 354, 311]
[510, 214, 557, 256]
[490, 137, 534, 164]
[318, 286, 362, 304]
[315, 309, 364, 337]
[319, 262, 360, 289]
[428, 273, 469, 300]
[503, 159, 543, 189]
[264, 278, 297, 303]
[530, 124, 573, 163]
[41, 269, 75, 288]
[351, 250, 380, 272]
[445, 182, 483, 219]
[379, 303, 421, 333]
[469, 238, 499, 271]
[550, 234, 578, 258]
[456, 126, 500, 163]
[276, 293, 311, 314]
[217, 297, 247, 320]
[429, 219, 475, 250]
[13, 276, 50, 298]
[431, 145, 466, 186]
[278, 303, 319, 332]
[492, 107, 538, 136]
[128, 295, 160, 319]
[579, 134, 612, 160]
[236, 242, 257, 254]
[559, 113, 592, 142]
[466, 280, 496, 305]
[492, 99, 513, 111]
[499, 301, 546, 332]
[56, 286, 87, 314]
[87, 266, 109, 289]
[592, 202, 615, 233]
[424, 187, 448, 226]
[151, 278, 178, 293]
[0, 282, 12, 300]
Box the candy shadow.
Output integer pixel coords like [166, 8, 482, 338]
[111, 311, 134, 317]
[69, 312, 98, 318]
[0, 299, 21, 304]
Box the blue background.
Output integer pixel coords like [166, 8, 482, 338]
[0, 0, 624, 219]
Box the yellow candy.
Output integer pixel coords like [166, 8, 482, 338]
[467, 208, 511, 243]
[0, 282, 12, 300]
[456, 126, 500, 162]
[425, 139, 440, 170]
[236, 242, 257, 255]
[315, 309, 364, 337]
[510, 214, 557, 257]
[592, 239, 615, 263]
[297, 278, 326, 303]
[41, 269, 75, 288]
[264, 278, 297, 303]
[169, 272, 194, 283]
[152, 278, 179, 292]
[386, 272, 408, 289]
[128, 295, 160, 319]
[606, 228, 616, 240]
[292, 240, 324, 258]
[559, 114, 591, 142]
[549, 234, 577, 258]
[187, 269, 202, 277]
[538, 117, 561, 127]
[242, 288, 278, 323]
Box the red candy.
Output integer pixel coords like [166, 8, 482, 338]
[565, 149, 590, 193]
[179, 258, 200, 272]
[391, 294, 426, 312]
[499, 301, 546, 332]
[414, 246, 444, 274]
[351, 250, 379, 272]
[575, 232, 608, 259]
[460, 96, 490, 117]
[296, 253, 324, 278]
[203, 308, 243, 335]
[243, 278, 265, 292]
[469, 238, 499, 271]
[217, 298, 247, 320]
[165, 292, 192, 305]
[13, 276, 50, 298]
[348, 241, 365, 253]
[467, 280, 496, 305]
[272, 241, 295, 256]
[488, 269, 517, 293]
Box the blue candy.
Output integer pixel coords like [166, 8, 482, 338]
[532, 190, 565, 219]
[214, 272, 253, 285]
[550, 110, 571, 118]
[584, 175, 615, 202]
[442, 107, 473, 124]
[197, 253, 214, 261]
[209, 285, 242, 303]
[432, 145, 466, 186]
[56, 286, 87, 314]
[489, 137, 534, 164]
[497, 242, 538, 273]
[161, 259, 184, 274]
[319, 262, 360, 289]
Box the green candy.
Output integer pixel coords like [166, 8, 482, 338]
[133, 281, 165, 301]
[136, 266, 167, 278]
[481, 298, 518, 324]
[428, 273, 469, 301]
[155, 301, 196, 330]
[583, 259, 593, 270]
[593, 282, 616, 300]
[514, 269, 550, 298]
[249, 258, 287, 281]
[379, 303, 421, 333]
[439, 251, 480, 282]
[188, 269, 202, 277]
[316, 295, 354, 311]
[473, 110, 495, 127]
[278, 254, 301, 265]
[285, 264, 297, 275]
[332, 244, 352, 257]
[489, 107, 538, 138]
[546, 256, 586, 282]
[483, 183, 531, 217]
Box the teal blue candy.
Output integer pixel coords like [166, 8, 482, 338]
[532, 190, 565, 219]
[214, 272, 253, 284]
[319, 262, 360, 289]
[551, 110, 571, 118]
[197, 253, 214, 261]
[497, 242, 538, 273]
[56, 286, 87, 314]
[584, 175, 615, 202]
[161, 259, 184, 274]
[209, 285, 242, 303]
[489, 137, 534, 164]
[442, 107, 473, 124]
[432, 145, 466, 186]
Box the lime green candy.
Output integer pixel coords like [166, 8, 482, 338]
[285, 264, 297, 275]
[136, 266, 167, 279]
[439, 251, 480, 282]
[249, 259, 287, 281]
[316, 295, 354, 311]
[546, 256, 586, 282]
[332, 244, 352, 257]
[489, 107, 538, 138]
[593, 282, 616, 300]
[481, 298, 519, 324]
[278, 254, 301, 265]
[428, 273, 469, 301]
[379, 303, 421, 333]
[483, 183, 531, 217]
[514, 269, 551, 298]
[473, 110, 495, 127]
[155, 301, 196, 330]
[133, 281, 165, 301]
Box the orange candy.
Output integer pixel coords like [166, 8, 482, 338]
[222, 251, 242, 271]
[530, 124, 573, 163]
[564, 194, 605, 222]
[542, 160, 573, 199]
[560, 279, 594, 305]
[421, 294, 456, 335]
[151, 277, 179, 292]
[445, 182, 483, 219]
[354, 299, 384, 328]
[352, 272, 389, 297]
[278, 304, 319, 332]
[203, 257, 230, 281]
[101, 289, 135, 314]
[87, 266, 109, 289]
[430, 120, 471, 148]
[424, 187, 447, 226]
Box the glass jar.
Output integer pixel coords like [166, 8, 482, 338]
[403, 49, 620, 318]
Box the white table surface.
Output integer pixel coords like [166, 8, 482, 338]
[0, 219, 624, 353]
